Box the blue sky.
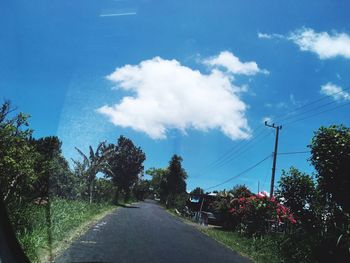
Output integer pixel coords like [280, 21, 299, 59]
[1, 0, 350, 193]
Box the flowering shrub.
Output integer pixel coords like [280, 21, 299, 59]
[228, 192, 296, 235]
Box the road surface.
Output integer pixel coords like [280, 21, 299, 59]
[55, 200, 251, 263]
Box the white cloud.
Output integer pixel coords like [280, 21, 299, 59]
[320, 83, 350, 101]
[257, 32, 284, 40]
[288, 28, 350, 59]
[203, 51, 269, 75]
[97, 55, 254, 140]
[258, 32, 272, 39]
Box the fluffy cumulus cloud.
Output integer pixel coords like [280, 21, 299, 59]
[97, 52, 266, 140]
[203, 51, 269, 75]
[320, 83, 350, 101]
[259, 28, 350, 59]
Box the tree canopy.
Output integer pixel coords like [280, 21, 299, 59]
[309, 125, 350, 213]
[105, 136, 146, 201]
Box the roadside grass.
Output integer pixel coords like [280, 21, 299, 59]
[167, 209, 281, 263]
[15, 198, 116, 263]
[199, 227, 281, 263]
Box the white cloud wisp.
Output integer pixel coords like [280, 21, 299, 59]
[259, 28, 350, 60]
[97, 54, 258, 140]
[320, 83, 350, 101]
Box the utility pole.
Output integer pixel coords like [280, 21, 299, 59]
[264, 121, 282, 197]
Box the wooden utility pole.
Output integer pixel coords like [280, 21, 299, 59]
[264, 121, 282, 197]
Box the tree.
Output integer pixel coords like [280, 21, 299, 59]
[105, 136, 146, 202]
[190, 187, 204, 196]
[73, 142, 110, 203]
[308, 125, 350, 261]
[146, 168, 168, 203]
[30, 136, 75, 201]
[94, 178, 116, 202]
[132, 180, 150, 201]
[166, 154, 187, 207]
[309, 125, 350, 213]
[276, 167, 316, 228]
[0, 101, 37, 204]
[229, 184, 252, 198]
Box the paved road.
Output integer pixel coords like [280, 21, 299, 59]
[55, 200, 251, 263]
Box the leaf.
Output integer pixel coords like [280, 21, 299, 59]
[336, 234, 343, 246]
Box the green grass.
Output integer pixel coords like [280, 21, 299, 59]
[199, 227, 282, 263]
[166, 208, 283, 263]
[14, 198, 116, 262]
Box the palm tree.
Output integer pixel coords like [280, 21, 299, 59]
[73, 142, 111, 204]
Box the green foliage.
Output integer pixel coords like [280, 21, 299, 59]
[147, 167, 169, 202]
[15, 198, 115, 262]
[173, 193, 189, 211]
[229, 184, 252, 198]
[309, 125, 350, 212]
[308, 125, 350, 260]
[104, 136, 146, 201]
[200, 228, 281, 263]
[276, 167, 316, 229]
[0, 101, 37, 204]
[147, 155, 188, 208]
[230, 194, 296, 236]
[211, 185, 253, 229]
[190, 187, 204, 196]
[132, 180, 150, 201]
[73, 142, 111, 203]
[30, 136, 77, 200]
[166, 155, 187, 207]
[94, 178, 117, 202]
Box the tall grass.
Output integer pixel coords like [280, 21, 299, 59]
[199, 227, 282, 263]
[11, 198, 115, 262]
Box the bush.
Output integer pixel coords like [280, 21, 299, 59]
[173, 193, 188, 211]
[228, 193, 296, 235]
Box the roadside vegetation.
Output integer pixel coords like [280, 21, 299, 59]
[16, 199, 115, 262]
[169, 125, 350, 262]
[0, 101, 149, 262]
[200, 228, 281, 263]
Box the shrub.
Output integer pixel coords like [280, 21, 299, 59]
[228, 192, 296, 235]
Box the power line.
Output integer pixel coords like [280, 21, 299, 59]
[284, 101, 350, 126]
[202, 125, 267, 170]
[204, 154, 272, 191]
[210, 131, 272, 171]
[194, 129, 271, 177]
[273, 86, 350, 123]
[278, 151, 310, 155]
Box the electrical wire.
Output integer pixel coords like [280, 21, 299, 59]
[278, 151, 310, 155]
[284, 101, 350, 126]
[272, 86, 350, 123]
[204, 154, 272, 191]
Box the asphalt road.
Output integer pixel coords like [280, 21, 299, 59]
[55, 200, 251, 263]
